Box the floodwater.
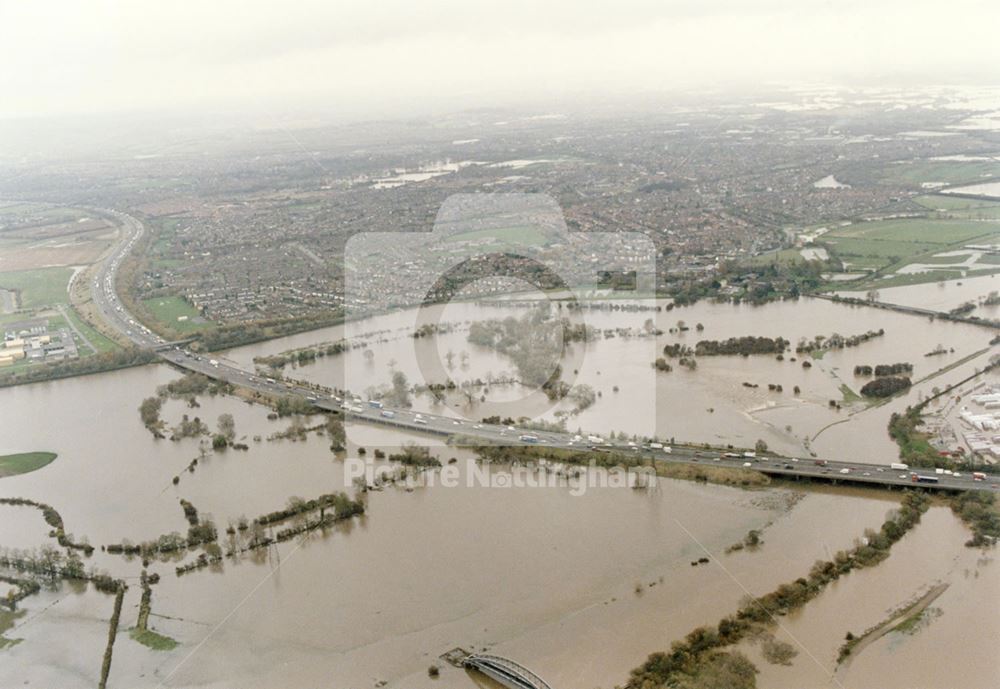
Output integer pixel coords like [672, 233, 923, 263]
[1, 294, 996, 688]
[801, 247, 829, 261]
[0, 358, 944, 688]
[943, 181, 1000, 199]
[813, 175, 851, 189]
[226, 296, 997, 462]
[736, 506, 1000, 689]
[848, 273, 1000, 317]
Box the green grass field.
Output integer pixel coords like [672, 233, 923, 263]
[824, 219, 999, 270]
[839, 384, 862, 404]
[0, 451, 57, 479]
[853, 269, 965, 290]
[130, 627, 179, 651]
[745, 248, 811, 266]
[0, 267, 73, 309]
[913, 195, 1000, 220]
[62, 305, 119, 353]
[910, 253, 974, 265]
[143, 296, 211, 333]
[822, 215, 1000, 289]
[825, 218, 991, 244]
[885, 160, 1000, 186]
[913, 194, 1000, 211]
[823, 237, 939, 269]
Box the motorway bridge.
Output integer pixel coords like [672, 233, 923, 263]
[150, 345, 1000, 494]
[89, 210, 1000, 495]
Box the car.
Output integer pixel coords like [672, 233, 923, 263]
[742, 462, 752, 467]
[783, 464, 793, 469]
[899, 474, 908, 479]
[863, 472, 871, 476]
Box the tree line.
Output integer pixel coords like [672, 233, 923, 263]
[854, 362, 913, 377]
[860, 376, 911, 398]
[626, 492, 930, 689]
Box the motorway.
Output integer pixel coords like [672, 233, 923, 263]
[89, 208, 164, 349]
[88, 210, 1000, 494]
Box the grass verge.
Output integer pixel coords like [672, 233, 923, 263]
[0, 609, 25, 649]
[129, 627, 179, 651]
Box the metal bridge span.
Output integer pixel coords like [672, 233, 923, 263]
[463, 654, 554, 689]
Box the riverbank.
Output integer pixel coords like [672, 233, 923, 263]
[837, 582, 950, 665]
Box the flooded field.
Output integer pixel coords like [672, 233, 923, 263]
[736, 506, 1000, 689]
[226, 296, 997, 462]
[1, 292, 997, 688]
[843, 273, 1000, 318]
[0, 363, 941, 688]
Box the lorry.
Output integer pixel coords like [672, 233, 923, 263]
[380, 410, 396, 419]
[973, 472, 988, 481]
[911, 474, 939, 484]
[587, 435, 605, 444]
[368, 400, 384, 409]
[519, 434, 539, 443]
[890, 462, 908, 471]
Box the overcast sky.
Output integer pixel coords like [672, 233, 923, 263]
[1, 0, 998, 120]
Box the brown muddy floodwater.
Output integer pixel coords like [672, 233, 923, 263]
[226, 296, 997, 462]
[0, 294, 996, 688]
[735, 506, 1000, 689]
[0, 363, 923, 688]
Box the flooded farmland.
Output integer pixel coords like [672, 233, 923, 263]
[226, 295, 998, 461]
[1, 294, 998, 688]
